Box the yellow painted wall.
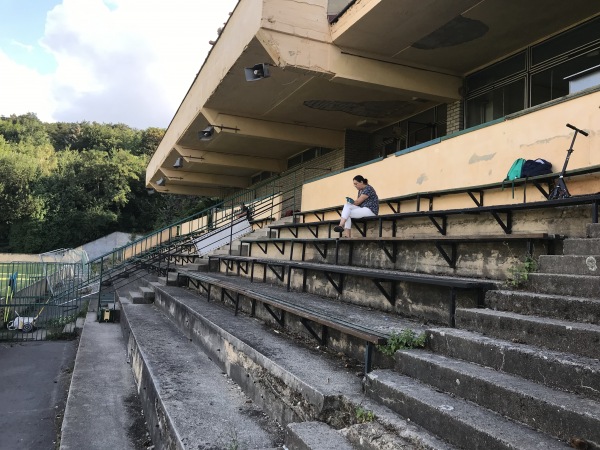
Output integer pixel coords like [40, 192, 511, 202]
[302, 90, 600, 213]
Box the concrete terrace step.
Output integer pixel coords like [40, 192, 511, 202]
[484, 289, 600, 324]
[425, 327, 600, 402]
[394, 350, 600, 444]
[148, 283, 454, 450]
[365, 370, 568, 450]
[456, 308, 600, 359]
[138, 286, 155, 302]
[121, 303, 285, 449]
[526, 272, 600, 298]
[538, 254, 600, 276]
[587, 223, 600, 238]
[285, 422, 353, 450]
[563, 237, 600, 255]
[127, 290, 147, 304]
[156, 271, 179, 286]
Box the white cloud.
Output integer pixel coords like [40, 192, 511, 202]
[0, 50, 56, 122]
[0, 0, 238, 129]
[10, 40, 34, 52]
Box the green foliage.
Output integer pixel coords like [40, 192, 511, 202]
[0, 113, 50, 146]
[355, 406, 375, 423]
[0, 113, 175, 253]
[379, 329, 427, 356]
[507, 256, 538, 287]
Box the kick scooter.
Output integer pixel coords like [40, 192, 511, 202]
[548, 123, 589, 200]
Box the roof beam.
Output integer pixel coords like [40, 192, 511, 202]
[256, 28, 462, 101]
[161, 168, 251, 188]
[174, 145, 287, 172]
[202, 109, 345, 148]
[151, 185, 229, 197]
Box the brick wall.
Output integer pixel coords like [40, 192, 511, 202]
[446, 100, 464, 134]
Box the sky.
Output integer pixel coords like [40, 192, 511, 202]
[0, 0, 239, 129]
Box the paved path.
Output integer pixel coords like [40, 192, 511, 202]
[0, 339, 77, 450]
[60, 312, 149, 450]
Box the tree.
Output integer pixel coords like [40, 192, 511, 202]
[138, 127, 165, 156]
[0, 113, 50, 147]
[0, 136, 52, 249]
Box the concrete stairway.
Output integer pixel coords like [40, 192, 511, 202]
[118, 276, 454, 449]
[365, 224, 600, 449]
[104, 219, 600, 449]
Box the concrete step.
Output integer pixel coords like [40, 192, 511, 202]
[587, 223, 600, 238]
[285, 422, 353, 450]
[538, 254, 600, 276]
[484, 289, 600, 324]
[156, 271, 180, 286]
[526, 272, 600, 298]
[563, 237, 600, 255]
[426, 327, 600, 402]
[121, 303, 284, 449]
[180, 260, 209, 272]
[244, 228, 278, 240]
[148, 283, 453, 450]
[394, 350, 600, 444]
[127, 290, 148, 304]
[138, 286, 155, 303]
[456, 308, 600, 359]
[210, 247, 241, 256]
[365, 370, 568, 450]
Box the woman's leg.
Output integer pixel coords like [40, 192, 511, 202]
[339, 206, 375, 237]
[339, 203, 355, 227]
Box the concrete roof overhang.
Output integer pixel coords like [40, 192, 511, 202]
[147, 0, 600, 195]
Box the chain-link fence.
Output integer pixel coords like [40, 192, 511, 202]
[0, 249, 90, 341]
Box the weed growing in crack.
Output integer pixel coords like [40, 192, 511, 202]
[378, 329, 426, 356]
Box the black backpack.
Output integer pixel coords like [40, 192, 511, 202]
[521, 159, 553, 178]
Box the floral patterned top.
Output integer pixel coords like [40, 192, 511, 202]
[358, 184, 379, 215]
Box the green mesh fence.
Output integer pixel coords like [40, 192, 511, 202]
[0, 249, 89, 341]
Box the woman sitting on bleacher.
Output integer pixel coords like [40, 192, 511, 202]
[334, 175, 379, 237]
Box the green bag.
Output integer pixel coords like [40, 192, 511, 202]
[502, 158, 526, 198]
[504, 158, 526, 181]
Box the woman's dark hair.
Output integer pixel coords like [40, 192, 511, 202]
[353, 175, 368, 184]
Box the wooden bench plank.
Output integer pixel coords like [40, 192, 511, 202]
[272, 194, 600, 237]
[241, 233, 564, 267]
[294, 164, 600, 221]
[208, 254, 497, 328]
[177, 269, 388, 372]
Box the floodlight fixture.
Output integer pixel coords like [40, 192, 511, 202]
[156, 177, 166, 186]
[173, 155, 206, 168]
[197, 124, 240, 141]
[244, 63, 270, 81]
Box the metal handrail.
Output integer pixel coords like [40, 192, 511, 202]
[87, 162, 327, 309]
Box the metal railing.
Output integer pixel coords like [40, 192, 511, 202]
[0, 249, 89, 341]
[0, 163, 332, 338]
[88, 164, 330, 310]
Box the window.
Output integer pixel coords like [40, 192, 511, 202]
[287, 147, 334, 169]
[373, 105, 447, 155]
[466, 78, 525, 128]
[531, 49, 600, 105]
[465, 16, 600, 127]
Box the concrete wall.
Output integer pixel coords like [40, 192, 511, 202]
[81, 232, 142, 261]
[301, 90, 600, 213]
[0, 254, 40, 263]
